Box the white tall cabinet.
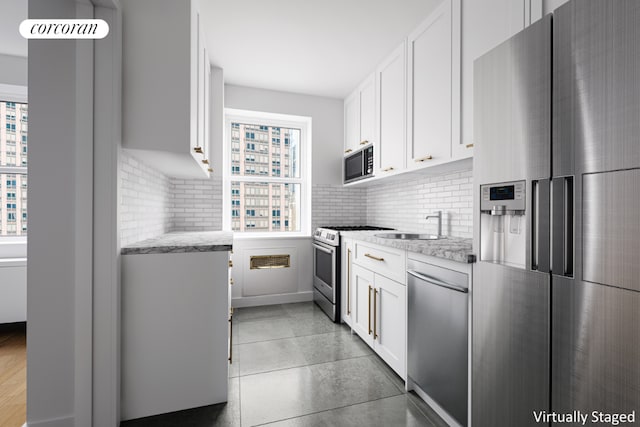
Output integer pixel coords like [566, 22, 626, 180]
[460, 0, 543, 153]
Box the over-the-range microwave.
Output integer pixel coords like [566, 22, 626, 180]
[344, 145, 374, 184]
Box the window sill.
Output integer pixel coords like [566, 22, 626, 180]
[0, 258, 27, 268]
[0, 238, 27, 259]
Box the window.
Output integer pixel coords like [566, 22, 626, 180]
[224, 109, 311, 235]
[1, 99, 28, 237]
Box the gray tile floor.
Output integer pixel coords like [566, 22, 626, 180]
[121, 302, 447, 427]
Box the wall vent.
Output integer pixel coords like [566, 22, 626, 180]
[250, 254, 290, 270]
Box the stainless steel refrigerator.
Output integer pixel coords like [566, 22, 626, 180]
[472, 1, 640, 426]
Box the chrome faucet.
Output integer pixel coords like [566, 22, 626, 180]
[425, 211, 442, 237]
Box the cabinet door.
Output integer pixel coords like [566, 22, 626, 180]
[359, 74, 376, 147]
[373, 274, 406, 379]
[196, 15, 205, 153]
[203, 47, 211, 169]
[407, 0, 454, 169]
[459, 0, 527, 159]
[341, 240, 354, 326]
[344, 90, 360, 155]
[352, 264, 374, 346]
[376, 41, 406, 176]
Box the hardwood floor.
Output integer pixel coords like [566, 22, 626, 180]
[0, 323, 26, 427]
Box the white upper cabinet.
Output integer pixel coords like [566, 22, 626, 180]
[344, 91, 359, 155]
[460, 0, 542, 157]
[359, 75, 376, 148]
[406, 0, 459, 169]
[122, 0, 213, 178]
[376, 41, 407, 176]
[344, 73, 376, 156]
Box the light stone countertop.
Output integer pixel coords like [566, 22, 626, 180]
[121, 231, 233, 255]
[340, 230, 475, 264]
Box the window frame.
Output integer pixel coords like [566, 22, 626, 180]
[0, 83, 28, 259]
[223, 108, 312, 238]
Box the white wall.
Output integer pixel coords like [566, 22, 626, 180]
[231, 238, 313, 307]
[28, 0, 83, 423]
[225, 84, 344, 186]
[0, 261, 26, 323]
[0, 54, 27, 87]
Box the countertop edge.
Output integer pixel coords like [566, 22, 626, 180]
[340, 231, 476, 264]
[121, 244, 232, 255]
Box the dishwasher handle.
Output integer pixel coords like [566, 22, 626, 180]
[407, 270, 468, 293]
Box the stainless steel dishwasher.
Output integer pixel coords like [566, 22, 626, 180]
[407, 259, 468, 427]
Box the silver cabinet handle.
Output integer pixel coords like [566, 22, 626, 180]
[407, 270, 468, 293]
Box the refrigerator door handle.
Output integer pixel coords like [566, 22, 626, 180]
[532, 179, 551, 273]
[552, 176, 574, 277]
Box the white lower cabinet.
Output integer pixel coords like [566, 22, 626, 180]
[373, 274, 407, 378]
[121, 250, 230, 421]
[352, 263, 375, 344]
[341, 239, 354, 327]
[351, 261, 407, 379]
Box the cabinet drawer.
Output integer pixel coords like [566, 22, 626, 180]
[353, 241, 406, 284]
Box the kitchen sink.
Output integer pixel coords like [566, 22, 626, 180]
[374, 233, 440, 240]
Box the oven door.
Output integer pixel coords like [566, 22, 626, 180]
[312, 241, 337, 303]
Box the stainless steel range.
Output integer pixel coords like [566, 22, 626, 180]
[312, 226, 393, 322]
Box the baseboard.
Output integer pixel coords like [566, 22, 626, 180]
[0, 321, 26, 333]
[22, 415, 74, 427]
[232, 291, 313, 307]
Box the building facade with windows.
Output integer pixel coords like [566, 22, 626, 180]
[230, 122, 299, 232]
[0, 100, 28, 236]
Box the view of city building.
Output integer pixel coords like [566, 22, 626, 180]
[0, 101, 29, 236]
[0, 100, 28, 236]
[230, 122, 300, 232]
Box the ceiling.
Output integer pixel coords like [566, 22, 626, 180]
[0, 0, 28, 57]
[199, 0, 443, 99]
[0, 0, 445, 98]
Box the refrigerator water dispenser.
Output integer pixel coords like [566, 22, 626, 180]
[479, 181, 526, 268]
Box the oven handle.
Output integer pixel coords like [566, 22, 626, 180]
[312, 243, 335, 254]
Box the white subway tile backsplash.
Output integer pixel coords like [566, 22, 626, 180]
[120, 151, 173, 247]
[170, 176, 223, 231]
[120, 150, 472, 241]
[366, 167, 473, 238]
